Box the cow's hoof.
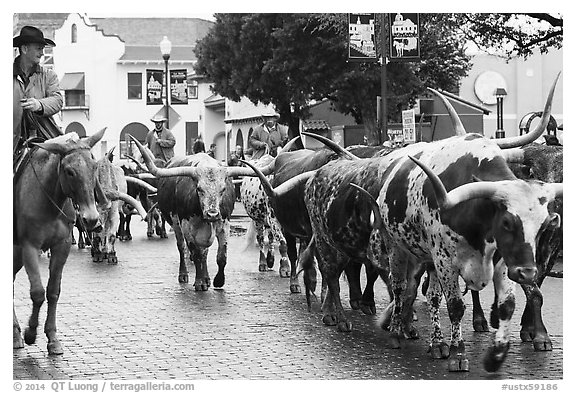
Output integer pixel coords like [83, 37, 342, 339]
[279, 259, 290, 278]
[126, 235, 132, 241]
[92, 254, 103, 263]
[266, 253, 274, 269]
[178, 274, 189, 283]
[71, 238, 77, 245]
[258, 264, 267, 272]
[349, 299, 361, 310]
[532, 336, 553, 351]
[13, 328, 24, 349]
[483, 342, 510, 372]
[194, 282, 209, 291]
[473, 317, 489, 332]
[24, 327, 37, 345]
[290, 284, 301, 294]
[107, 254, 118, 264]
[389, 333, 402, 349]
[360, 302, 376, 315]
[78, 241, 85, 249]
[337, 321, 352, 332]
[213, 272, 225, 288]
[404, 325, 419, 339]
[429, 342, 450, 359]
[47, 339, 63, 356]
[147, 232, 154, 238]
[160, 232, 168, 239]
[448, 355, 470, 372]
[322, 314, 338, 326]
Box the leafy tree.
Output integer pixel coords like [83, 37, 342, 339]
[194, 13, 472, 144]
[457, 13, 563, 59]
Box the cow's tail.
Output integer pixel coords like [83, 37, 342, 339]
[242, 221, 258, 251]
[296, 235, 318, 311]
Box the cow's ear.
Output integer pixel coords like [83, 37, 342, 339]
[33, 141, 69, 155]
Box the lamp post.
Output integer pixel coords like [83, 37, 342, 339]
[160, 36, 172, 128]
[494, 87, 507, 139]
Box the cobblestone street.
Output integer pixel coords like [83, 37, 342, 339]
[13, 209, 563, 381]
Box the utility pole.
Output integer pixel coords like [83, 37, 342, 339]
[379, 14, 388, 144]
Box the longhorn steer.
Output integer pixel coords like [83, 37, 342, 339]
[470, 142, 563, 351]
[90, 151, 149, 264]
[271, 74, 561, 373]
[246, 141, 391, 314]
[239, 154, 290, 276]
[130, 135, 256, 289]
[14, 130, 108, 355]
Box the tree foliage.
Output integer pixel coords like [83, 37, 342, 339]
[457, 13, 563, 59]
[194, 13, 472, 144]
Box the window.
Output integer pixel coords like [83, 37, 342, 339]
[71, 24, 77, 43]
[128, 73, 142, 99]
[65, 91, 85, 107]
[187, 80, 198, 99]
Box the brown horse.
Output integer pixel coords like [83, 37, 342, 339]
[13, 129, 108, 355]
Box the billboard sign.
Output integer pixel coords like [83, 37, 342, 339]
[348, 13, 377, 62]
[388, 13, 421, 61]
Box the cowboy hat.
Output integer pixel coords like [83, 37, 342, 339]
[261, 109, 280, 119]
[13, 26, 56, 47]
[150, 114, 168, 123]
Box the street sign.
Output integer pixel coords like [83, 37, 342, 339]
[388, 13, 421, 61]
[402, 109, 416, 143]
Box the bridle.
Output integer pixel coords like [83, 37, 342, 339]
[29, 146, 92, 223]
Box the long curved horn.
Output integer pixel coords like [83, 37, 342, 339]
[495, 72, 561, 149]
[409, 155, 502, 210]
[125, 176, 157, 193]
[274, 170, 316, 195]
[128, 134, 198, 178]
[125, 154, 150, 173]
[133, 172, 157, 180]
[239, 159, 276, 199]
[281, 135, 302, 152]
[226, 166, 262, 178]
[500, 148, 525, 163]
[256, 158, 276, 176]
[301, 132, 359, 160]
[105, 190, 148, 219]
[427, 89, 466, 136]
[350, 183, 383, 230]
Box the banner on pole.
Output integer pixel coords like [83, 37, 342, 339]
[388, 13, 421, 61]
[170, 69, 188, 105]
[146, 69, 164, 105]
[348, 13, 377, 62]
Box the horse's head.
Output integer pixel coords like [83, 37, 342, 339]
[35, 129, 107, 230]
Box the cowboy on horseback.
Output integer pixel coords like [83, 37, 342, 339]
[13, 25, 63, 174]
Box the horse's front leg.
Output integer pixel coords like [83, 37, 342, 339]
[13, 246, 24, 349]
[44, 240, 71, 355]
[21, 242, 45, 348]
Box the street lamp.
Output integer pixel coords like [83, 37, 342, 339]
[494, 87, 507, 139]
[160, 36, 172, 128]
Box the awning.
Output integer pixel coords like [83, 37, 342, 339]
[60, 72, 85, 90]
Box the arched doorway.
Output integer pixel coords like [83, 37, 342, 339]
[119, 122, 149, 159]
[235, 129, 244, 149]
[65, 121, 86, 137]
[213, 131, 226, 162]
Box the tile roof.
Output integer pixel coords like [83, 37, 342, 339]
[302, 119, 331, 131]
[89, 17, 214, 47]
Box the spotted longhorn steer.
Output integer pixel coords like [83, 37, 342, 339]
[470, 141, 563, 352]
[90, 150, 149, 263]
[248, 142, 392, 314]
[239, 154, 290, 276]
[130, 135, 257, 289]
[258, 74, 562, 373]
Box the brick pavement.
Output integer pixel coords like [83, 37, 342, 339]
[13, 208, 563, 380]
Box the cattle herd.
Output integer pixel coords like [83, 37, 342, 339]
[13, 73, 562, 375]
